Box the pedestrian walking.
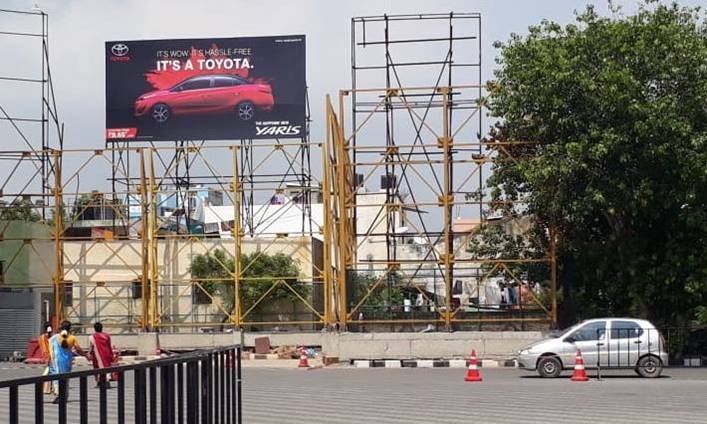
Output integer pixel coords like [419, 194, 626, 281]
[49, 320, 86, 404]
[88, 322, 113, 388]
[38, 322, 54, 394]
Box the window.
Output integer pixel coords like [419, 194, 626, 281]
[213, 76, 235, 88]
[567, 321, 606, 342]
[220, 220, 234, 233]
[132, 279, 142, 300]
[192, 285, 212, 304]
[610, 320, 644, 339]
[232, 76, 247, 85]
[63, 282, 73, 306]
[180, 78, 211, 91]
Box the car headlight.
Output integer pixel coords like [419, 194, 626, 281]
[519, 349, 530, 355]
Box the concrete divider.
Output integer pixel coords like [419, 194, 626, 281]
[325, 331, 543, 360]
[80, 330, 544, 361]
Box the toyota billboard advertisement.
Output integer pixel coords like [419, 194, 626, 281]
[105, 35, 305, 141]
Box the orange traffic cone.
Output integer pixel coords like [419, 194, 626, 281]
[571, 349, 589, 382]
[298, 348, 310, 368]
[464, 349, 483, 382]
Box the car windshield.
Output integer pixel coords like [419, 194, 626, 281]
[560, 322, 583, 338]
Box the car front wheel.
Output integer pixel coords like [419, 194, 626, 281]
[151, 103, 171, 124]
[237, 101, 255, 121]
[537, 356, 562, 378]
[636, 355, 663, 378]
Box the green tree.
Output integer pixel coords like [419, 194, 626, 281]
[189, 249, 307, 319]
[485, 2, 707, 327]
[349, 272, 405, 309]
[0, 198, 41, 222]
[71, 192, 104, 220]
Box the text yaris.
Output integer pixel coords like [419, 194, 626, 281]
[255, 125, 302, 136]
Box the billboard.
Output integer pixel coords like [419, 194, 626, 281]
[105, 35, 305, 141]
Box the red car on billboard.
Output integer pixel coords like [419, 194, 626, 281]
[134, 74, 274, 124]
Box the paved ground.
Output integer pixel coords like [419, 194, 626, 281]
[2, 363, 707, 423]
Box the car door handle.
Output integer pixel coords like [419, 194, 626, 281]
[596, 342, 605, 346]
[633, 340, 642, 344]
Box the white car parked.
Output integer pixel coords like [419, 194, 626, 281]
[517, 318, 668, 378]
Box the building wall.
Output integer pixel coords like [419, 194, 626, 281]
[0, 221, 54, 287]
[355, 192, 400, 274]
[0, 226, 322, 331]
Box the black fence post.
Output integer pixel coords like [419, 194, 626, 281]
[209, 353, 215, 424]
[58, 378, 67, 424]
[201, 354, 209, 424]
[9, 385, 18, 424]
[79, 376, 88, 424]
[135, 368, 147, 424]
[149, 366, 157, 424]
[227, 350, 231, 423]
[169, 363, 176, 424]
[100, 373, 108, 424]
[213, 352, 219, 424]
[237, 346, 242, 424]
[220, 351, 226, 424]
[596, 328, 602, 380]
[161, 365, 169, 423]
[178, 362, 185, 424]
[187, 360, 198, 424]
[0, 345, 242, 424]
[217, 351, 221, 423]
[34, 382, 43, 424]
[118, 371, 125, 424]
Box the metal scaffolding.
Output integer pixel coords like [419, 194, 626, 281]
[322, 13, 556, 331]
[0, 7, 63, 210]
[0, 10, 556, 333]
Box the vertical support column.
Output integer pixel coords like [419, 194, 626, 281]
[321, 101, 333, 328]
[332, 94, 350, 330]
[148, 148, 159, 329]
[40, 12, 47, 200]
[440, 87, 454, 331]
[231, 147, 242, 328]
[52, 150, 64, 324]
[139, 149, 150, 331]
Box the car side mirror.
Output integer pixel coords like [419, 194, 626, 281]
[565, 337, 575, 344]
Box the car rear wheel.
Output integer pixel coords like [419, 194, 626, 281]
[237, 101, 255, 121]
[537, 356, 562, 378]
[636, 355, 663, 378]
[151, 103, 170, 124]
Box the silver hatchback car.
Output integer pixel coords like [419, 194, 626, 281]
[517, 318, 668, 378]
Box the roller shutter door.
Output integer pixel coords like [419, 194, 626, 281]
[0, 292, 37, 359]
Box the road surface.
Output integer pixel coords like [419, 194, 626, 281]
[1, 363, 706, 423]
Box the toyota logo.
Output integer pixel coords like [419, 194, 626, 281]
[111, 44, 129, 57]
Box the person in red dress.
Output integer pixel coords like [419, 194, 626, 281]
[38, 322, 53, 394]
[88, 322, 113, 388]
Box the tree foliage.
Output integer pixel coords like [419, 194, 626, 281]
[486, 2, 707, 326]
[189, 249, 306, 317]
[0, 199, 41, 222]
[349, 272, 405, 309]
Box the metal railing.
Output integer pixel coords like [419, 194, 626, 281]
[588, 326, 707, 378]
[0, 345, 242, 424]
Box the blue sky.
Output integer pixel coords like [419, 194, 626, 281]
[0, 0, 703, 199]
[1, 0, 703, 147]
